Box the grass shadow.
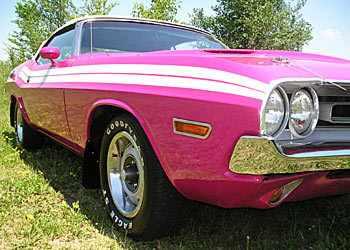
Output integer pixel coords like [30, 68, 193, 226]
[2, 130, 350, 249]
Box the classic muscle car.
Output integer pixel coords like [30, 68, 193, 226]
[5, 16, 350, 240]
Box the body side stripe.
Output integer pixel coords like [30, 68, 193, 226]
[23, 73, 266, 100]
[21, 64, 269, 92]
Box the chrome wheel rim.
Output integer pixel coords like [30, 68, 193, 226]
[107, 131, 144, 218]
[15, 107, 23, 145]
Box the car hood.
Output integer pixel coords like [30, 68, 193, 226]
[139, 49, 350, 85]
[208, 49, 350, 82]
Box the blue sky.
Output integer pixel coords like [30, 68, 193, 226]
[0, 0, 349, 61]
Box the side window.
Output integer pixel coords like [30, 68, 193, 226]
[37, 25, 76, 65]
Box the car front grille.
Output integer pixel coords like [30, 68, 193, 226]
[316, 83, 350, 128]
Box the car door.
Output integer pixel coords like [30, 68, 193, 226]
[19, 24, 76, 149]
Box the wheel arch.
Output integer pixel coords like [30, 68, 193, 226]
[86, 99, 157, 153]
[82, 99, 171, 189]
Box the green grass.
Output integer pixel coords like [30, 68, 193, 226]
[0, 61, 349, 249]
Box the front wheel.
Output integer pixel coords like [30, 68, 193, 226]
[99, 114, 190, 240]
[14, 103, 44, 150]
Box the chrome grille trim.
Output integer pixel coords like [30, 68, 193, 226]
[316, 82, 350, 126]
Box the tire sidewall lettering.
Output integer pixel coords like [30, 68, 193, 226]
[101, 117, 147, 232]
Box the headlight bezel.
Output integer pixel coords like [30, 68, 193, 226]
[289, 87, 319, 138]
[260, 86, 289, 138]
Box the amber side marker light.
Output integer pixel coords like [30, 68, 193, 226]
[269, 179, 303, 205]
[270, 187, 284, 204]
[173, 118, 212, 139]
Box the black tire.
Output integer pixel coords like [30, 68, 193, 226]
[14, 103, 44, 150]
[99, 114, 190, 240]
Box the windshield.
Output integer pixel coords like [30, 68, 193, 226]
[80, 21, 226, 54]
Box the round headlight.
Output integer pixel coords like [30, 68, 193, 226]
[263, 88, 287, 136]
[289, 88, 319, 137]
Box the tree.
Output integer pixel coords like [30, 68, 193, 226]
[7, 0, 76, 67]
[131, 0, 181, 22]
[190, 0, 313, 51]
[7, 0, 118, 67]
[79, 0, 118, 16]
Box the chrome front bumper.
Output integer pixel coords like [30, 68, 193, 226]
[230, 132, 350, 175]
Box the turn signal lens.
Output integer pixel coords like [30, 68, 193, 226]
[269, 187, 284, 204]
[173, 119, 212, 139]
[269, 179, 303, 205]
[175, 121, 208, 136]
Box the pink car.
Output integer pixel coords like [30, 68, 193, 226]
[5, 16, 350, 240]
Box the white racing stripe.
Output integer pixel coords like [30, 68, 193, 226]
[29, 73, 266, 100]
[18, 71, 29, 83]
[19, 64, 268, 100]
[22, 64, 268, 91]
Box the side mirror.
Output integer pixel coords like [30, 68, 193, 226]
[40, 46, 60, 67]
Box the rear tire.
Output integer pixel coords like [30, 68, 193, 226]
[14, 103, 44, 150]
[99, 114, 190, 240]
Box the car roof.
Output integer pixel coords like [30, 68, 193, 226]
[55, 15, 213, 37]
